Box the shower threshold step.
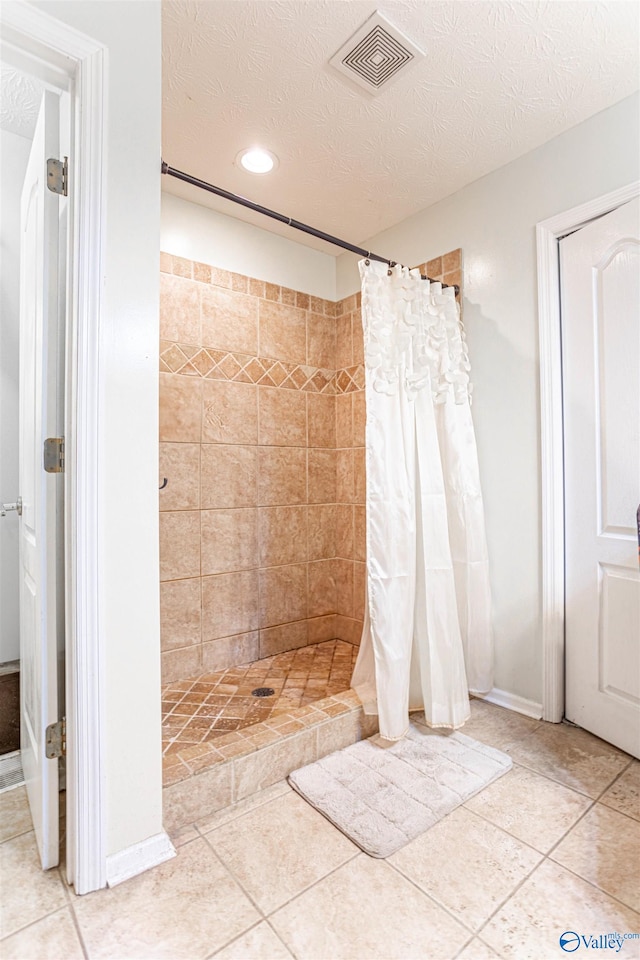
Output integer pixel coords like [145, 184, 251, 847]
[162, 687, 377, 833]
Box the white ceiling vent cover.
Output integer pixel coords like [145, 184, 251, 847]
[329, 11, 424, 96]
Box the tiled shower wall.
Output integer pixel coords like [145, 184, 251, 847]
[159, 254, 342, 683]
[158, 248, 462, 684]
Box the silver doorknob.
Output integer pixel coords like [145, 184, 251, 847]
[1, 497, 22, 517]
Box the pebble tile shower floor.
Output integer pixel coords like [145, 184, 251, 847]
[162, 639, 358, 756]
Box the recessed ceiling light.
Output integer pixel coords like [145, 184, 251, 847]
[237, 147, 278, 174]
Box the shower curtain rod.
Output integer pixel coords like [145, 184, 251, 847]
[161, 161, 460, 295]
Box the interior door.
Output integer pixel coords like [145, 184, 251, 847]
[19, 89, 62, 869]
[562, 197, 640, 758]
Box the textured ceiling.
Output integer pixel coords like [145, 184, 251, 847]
[163, 1, 639, 254]
[0, 66, 44, 139]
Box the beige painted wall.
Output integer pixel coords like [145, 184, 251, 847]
[31, 0, 163, 858]
[336, 92, 640, 706]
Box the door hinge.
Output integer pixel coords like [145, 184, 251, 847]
[46, 157, 68, 197]
[44, 437, 64, 473]
[45, 718, 66, 759]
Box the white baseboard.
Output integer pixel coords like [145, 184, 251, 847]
[474, 687, 543, 721]
[106, 832, 176, 887]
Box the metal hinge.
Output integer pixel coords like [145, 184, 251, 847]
[46, 157, 68, 196]
[45, 718, 66, 759]
[44, 437, 64, 473]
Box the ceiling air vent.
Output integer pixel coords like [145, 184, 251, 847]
[329, 11, 424, 96]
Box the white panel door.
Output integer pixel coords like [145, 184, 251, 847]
[19, 90, 62, 868]
[562, 197, 640, 758]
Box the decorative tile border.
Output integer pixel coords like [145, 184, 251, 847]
[160, 340, 365, 395]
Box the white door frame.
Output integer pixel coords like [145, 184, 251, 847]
[536, 179, 640, 724]
[1, 2, 108, 892]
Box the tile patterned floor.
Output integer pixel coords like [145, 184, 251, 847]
[162, 639, 358, 756]
[2, 700, 639, 960]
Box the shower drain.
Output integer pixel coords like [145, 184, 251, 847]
[251, 687, 275, 698]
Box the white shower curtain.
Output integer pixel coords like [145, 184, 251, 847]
[351, 259, 493, 741]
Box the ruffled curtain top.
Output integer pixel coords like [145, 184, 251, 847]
[359, 260, 471, 404]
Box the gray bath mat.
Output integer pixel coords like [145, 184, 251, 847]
[288, 722, 512, 858]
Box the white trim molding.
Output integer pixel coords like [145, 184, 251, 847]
[1, 0, 109, 894]
[106, 833, 176, 888]
[536, 180, 640, 724]
[475, 689, 543, 721]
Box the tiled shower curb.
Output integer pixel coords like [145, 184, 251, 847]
[162, 690, 378, 832]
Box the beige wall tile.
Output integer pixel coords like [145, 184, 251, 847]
[193, 261, 212, 283]
[354, 447, 366, 503]
[307, 394, 336, 448]
[162, 769, 232, 832]
[210, 267, 233, 288]
[171, 255, 193, 278]
[161, 645, 202, 684]
[352, 314, 364, 364]
[308, 559, 337, 618]
[202, 633, 259, 674]
[335, 394, 353, 448]
[259, 564, 308, 627]
[260, 620, 309, 658]
[259, 387, 307, 446]
[160, 511, 201, 581]
[308, 615, 336, 643]
[335, 314, 353, 369]
[201, 286, 258, 355]
[161, 578, 202, 651]
[308, 449, 336, 504]
[443, 249, 462, 273]
[202, 570, 259, 640]
[160, 273, 200, 344]
[201, 508, 258, 575]
[352, 391, 366, 446]
[258, 447, 307, 505]
[233, 728, 317, 800]
[335, 615, 362, 645]
[307, 313, 336, 369]
[353, 505, 366, 561]
[160, 373, 202, 442]
[259, 301, 306, 364]
[308, 504, 336, 560]
[258, 505, 308, 567]
[201, 444, 257, 509]
[335, 504, 354, 559]
[336, 448, 354, 503]
[335, 558, 354, 618]
[353, 562, 366, 621]
[316, 710, 369, 757]
[160, 251, 172, 273]
[159, 442, 200, 511]
[202, 380, 258, 445]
